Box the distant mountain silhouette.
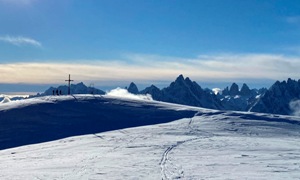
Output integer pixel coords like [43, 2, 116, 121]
[140, 75, 223, 109]
[126, 82, 139, 94]
[42, 82, 105, 96]
[240, 83, 252, 96]
[140, 85, 163, 100]
[37, 75, 300, 116]
[219, 83, 265, 111]
[250, 78, 300, 115]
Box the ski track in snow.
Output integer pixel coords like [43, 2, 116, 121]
[160, 137, 200, 180]
[160, 114, 214, 180]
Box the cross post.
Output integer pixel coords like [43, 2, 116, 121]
[65, 74, 74, 95]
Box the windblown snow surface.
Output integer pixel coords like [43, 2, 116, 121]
[1, 95, 300, 179]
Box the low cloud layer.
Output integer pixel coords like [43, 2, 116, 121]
[106, 88, 153, 101]
[0, 35, 41, 47]
[289, 100, 300, 116]
[0, 53, 300, 85]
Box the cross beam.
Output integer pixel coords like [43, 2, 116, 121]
[65, 74, 74, 95]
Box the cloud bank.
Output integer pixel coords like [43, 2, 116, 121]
[289, 100, 300, 116]
[106, 88, 153, 101]
[0, 35, 41, 47]
[0, 53, 300, 85]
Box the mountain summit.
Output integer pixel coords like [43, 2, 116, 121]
[250, 78, 300, 115]
[42, 82, 105, 96]
[140, 75, 223, 109]
[126, 82, 139, 94]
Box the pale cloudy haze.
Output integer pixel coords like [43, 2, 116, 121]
[1, 0, 300, 93]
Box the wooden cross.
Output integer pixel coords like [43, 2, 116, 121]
[65, 74, 74, 95]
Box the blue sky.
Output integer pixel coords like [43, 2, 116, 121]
[1, 0, 300, 92]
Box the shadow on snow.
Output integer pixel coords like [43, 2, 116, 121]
[0, 96, 196, 150]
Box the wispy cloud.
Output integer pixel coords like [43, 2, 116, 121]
[0, 0, 36, 5]
[0, 35, 42, 47]
[124, 53, 300, 80]
[0, 53, 300, 85]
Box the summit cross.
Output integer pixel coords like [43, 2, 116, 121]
[65, 74, 74, 95]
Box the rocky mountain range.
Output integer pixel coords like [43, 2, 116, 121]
[138, 75, 223, 109]
[41, 82, 105, 96]
[217, 83, 266, 111]
[250, 78, 300, 115]
[40, 75, 300, 116]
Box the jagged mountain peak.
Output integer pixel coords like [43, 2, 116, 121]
[272, 79, 300, 87]
[185, 77, 192, 82]
[229, 83, 239, 96]
[150, 84, 159, 89]
[222, 87, 229, 95]
[230, 82, 239, 89]
[241, 83, 249, 89]
[176, 74, 185, 81]
[273, 80, 281, 86]
[170, 75, 198, 90]
[173, 75, 197, 87]
[287, 78, 294, 84]
[240, 83, 251, 96]
[159, 75, 223, 109]
[139, 84, 162, 100]
[127, 82, 139, 94]
[250, 78, 300, 115]
[172, 74, 186, 86]
[77, 82, 85, 86]
[42, 82, 105, 96]
[71, 82, 87, 89]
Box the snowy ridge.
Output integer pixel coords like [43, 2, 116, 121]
[0, 94, 197, 150]
[1, 95, 300, 179]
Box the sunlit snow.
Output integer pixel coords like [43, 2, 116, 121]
[0, 95, 300, 179]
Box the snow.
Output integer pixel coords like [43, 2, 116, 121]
[212, 88, 221, 95]
[234, 95, 241, 99]
[1, 95, 300, 179]
[0, 96, 11, 103]
[256, 94, 261, 99]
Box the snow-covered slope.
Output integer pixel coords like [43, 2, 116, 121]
[1, 95, 300, 179]
[0, 96, 11, 103]
[0, 95, 196, 150]
[0, 94, 27, 102]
